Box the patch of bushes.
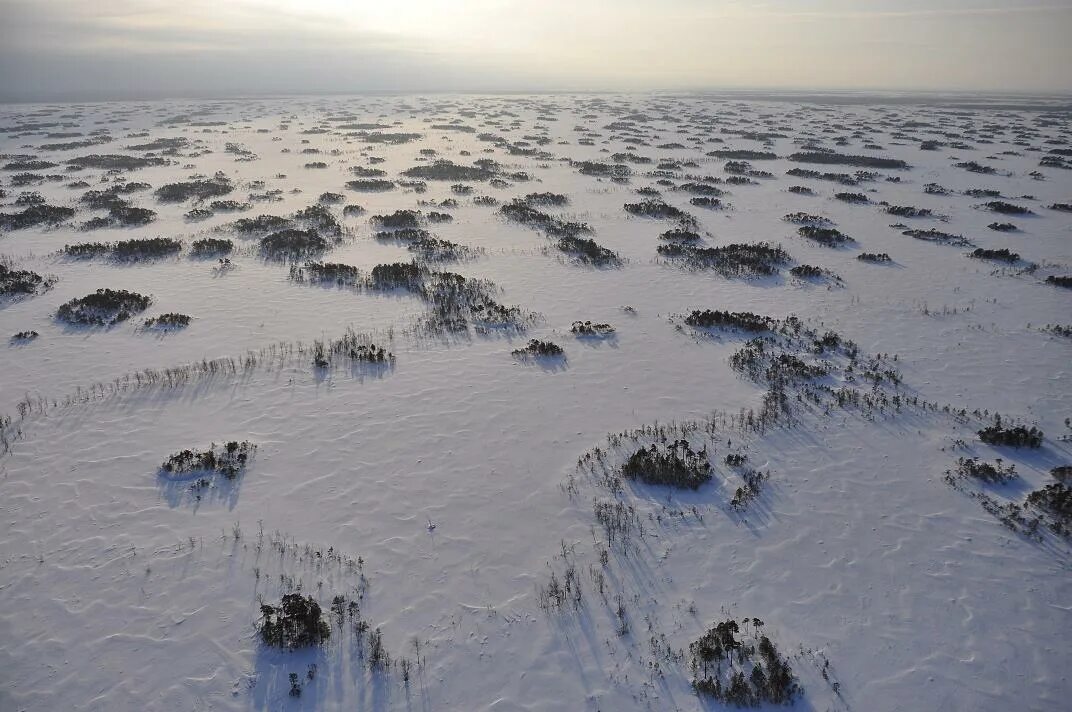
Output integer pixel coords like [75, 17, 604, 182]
[970, 248, 1019, 263]
[512, 339, 564, 358]
[787, 185, 813, 195]
[857, 252, 891, 263]
[112, 237, 182, 260]
[500, 200, 590, 237]
[1046, 275, 1072, 289]
[685, 310, 770, 332]
[988, 222, 1017, 232]
[690, 619, 800, 706]
[0, 204, 76, 230]
[235, 214, 292, 234]
[66, 154, 167, 170]
[886, 205, 932, 218]
[834, 192, 868, 203]
[522, 192, 568, 206]
[570, 320, 615, 337]
[621, 440, 711, 489]
[11, 330, 38, 341]
[144, 313, 191, 329]
[161, 440, 255, 478]
[789, 151, 906, 169]
[401, 160, 494, 181]
[259, 594, 330, 649]
[345, 179, 394, 191]
[658, 242, 790, 277]
[155, 173, 232, 202]
[624, 199, 695, 223]
[56, 288, 152, 325]
[1026, 483, 1072, 533]
[556, 235, 620, 266]
[978, 424, 1043, 448]
[371, 209, 421, 229]
[798, 226, 852, 247]
[953, 457, 1017, 484]
[191, 238, 233, 256]
[260, 229, 331, 258]
[1, 263, 53, 296]
[982, 201, 1032, 215]
[903, 229, 972, 247]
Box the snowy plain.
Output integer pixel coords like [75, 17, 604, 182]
[0, 92, 1070, 711]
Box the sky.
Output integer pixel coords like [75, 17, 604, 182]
[1, 0, 1070, 101]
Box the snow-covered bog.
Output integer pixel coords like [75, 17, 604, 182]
[1, 93, 1069, 711]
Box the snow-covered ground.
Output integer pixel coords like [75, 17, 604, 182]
[1, 93, 1069, 711]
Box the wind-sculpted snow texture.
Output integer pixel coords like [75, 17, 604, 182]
[1, 93, 1070, 711]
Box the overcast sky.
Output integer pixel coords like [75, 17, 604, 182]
[1, 0, 1070, 101]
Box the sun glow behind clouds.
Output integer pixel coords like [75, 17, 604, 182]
[0, 0, 1070, 100]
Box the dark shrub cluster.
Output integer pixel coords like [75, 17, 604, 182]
[1, 263, 53, 296]
[572, 160, 631, 180]
[570, 320, 614, 337]
[260, 229, 331, 259]
[903, 228, 972, 247]
[12, 330, 38, 341]
[978, 424, 1043, 448]
[970, 248, 1019, 263]
[235, 214, 292, 234]
[658, 242, 790, 277]
[690, 619, 800, 707]
[988, 222, 1017, 232]
[0, 203, 76, 230]
[789, 151, 907, 169]
[56, 288, 151, 325]
[66, 154, 167, 171]
[1026, 483, 1072, 534]
[622, 440, 711, 489]
[857, 252, 892, 263]
[191, 238, 233, 256]
[953, 457, 1017, 484]
[500, 200, 591, 237]
[511, 339, 564, 358]
[555, 235, 620, 266]
[956, 161, 997, 174]
[402, 160, 494, 181]
[144, 313, 191, 329]
[259, 594, 330, 649]
[155, 173, 232, 202]
[112, 237, 182, 260]
[685, 310, 770, 332]
[782, 212, 833, 226]
[371, 209, 421, 229]
[624, 199, 695, 224]
[1045, 275, 1072, 289]
[798, 226, 853, 247]
[161, 440, 255, 479]
[834, 192, 869, 203]
[983, 201, 1031, 215]
[886, 205, 932, 218]
[660, 227, 701, 242]
[345, 179, 394, 191]
[787, 185, 813, 195]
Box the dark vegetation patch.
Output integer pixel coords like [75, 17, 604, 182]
[3, 159, 57, 171]
[401, 160, 494, 181]
[570, 320, 615, 337]
[787, 185, 814, 195]
[500, 200, 591, 237]
[797, 226, 853, 247]
[1049, 203, 1072, 213]
[511, 339, 564, 358]
[155, 173, 232, 202]
[978, 423, 1043, 448]
[685, 310, 771, 332]
[982, 201, 1032, 215]
[1, 262, 54, 296]
[235, 214, 292, 234]
[658, 242, 791, 277]
[0, 203, 76, 230]
[11, 330, 38, 341]
[903, 228, 973, 247]
[572, 160, 631, 180]
[1046, 275, 1072, 289]
[706, 149, 778, 160]
[555, 235, 620, 266]
[56, 288, 152, 325]
[371, 209, 420, 229]
[690, 196, 724, 208]
[789, 151, 907, 169]
[885, 205, 932, 218]
[789, 264, 841, 283]
[624, 199, 696, 224]
[522, 192, 568, 206]
[374, 228, 478, 262]
[1026, 484, 1072, 535]
[988, 222, 1017, 232]
[260, 229, 332, 259]
[857, 252, 892, 263]
[259, 594, 330, 649]
[956, 161, 996, 174]
[66, 154, 167, 171]
[690, 619, 801, 706]
[345, 179, 395, 191]
[970, 248, 1019, 263]
[144, 313, 191, 329]
[834, 192, 868, 203]
[161, 440, 255, 479]
[622, 440, 711, 490]
[953, 457, 1017, 484]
